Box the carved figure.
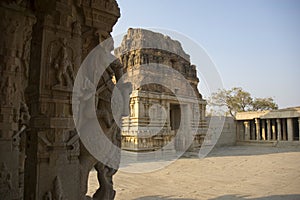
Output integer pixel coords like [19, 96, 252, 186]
[93, 162, 117, 200]
[53, 176, 64, 200]
[0, 163, 12, 192]
[72, 21, 81, 35]
[19, 101, 30, 126]
[22, 24, 32, 78]
[53, 39, 74, 87]
[44, 191, 53, 200]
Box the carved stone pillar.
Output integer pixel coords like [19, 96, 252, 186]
[244, 121, 250, 141]
[255, 118, 260, 141]
[287, 118, 293, 141]
[24, 0, 121, 199]
[267, 119, 271, 141]
[276, 119, 282, 141]
[0, 2, 35, 199]
[24, 1, 82, 199]
[79, 1, 121, 200]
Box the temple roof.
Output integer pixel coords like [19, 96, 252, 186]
[236, 106, 300, 120]
[115, 28, 190, 61]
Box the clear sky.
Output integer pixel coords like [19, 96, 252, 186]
[112, 0, 300, 109]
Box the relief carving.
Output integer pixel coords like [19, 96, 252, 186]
[44, 176, 65, 200]
[53, 39, 74, 88]
[0, 162, 12, 198]
[22, 17, 35, 79]
[48, 38, 75, 89]
[0, 77, 15, 106]
[72, 21, 81, 36]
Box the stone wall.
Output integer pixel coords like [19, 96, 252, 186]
[206, 116, 237, 147]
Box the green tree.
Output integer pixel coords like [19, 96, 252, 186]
[208, 87, 278, 118]
[252, 97, 278, 111]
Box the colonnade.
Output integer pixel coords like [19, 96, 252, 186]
[241, 118, 300, 141]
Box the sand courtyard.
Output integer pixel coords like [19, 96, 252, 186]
[87, 146, 300, 200]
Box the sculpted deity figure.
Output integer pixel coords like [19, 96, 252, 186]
[53, 39, 74, 87]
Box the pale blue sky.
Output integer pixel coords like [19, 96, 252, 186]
[112, 0, 300, 108]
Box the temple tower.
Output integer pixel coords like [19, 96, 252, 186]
[115, 29, 207, 152]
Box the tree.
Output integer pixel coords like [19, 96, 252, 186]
[208, 87, 278, 118]
[252, 97, 278, 111]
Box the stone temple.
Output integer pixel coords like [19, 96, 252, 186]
[115, 28, 207, 152]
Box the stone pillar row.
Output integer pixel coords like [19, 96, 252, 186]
[243, 117, 300, 142]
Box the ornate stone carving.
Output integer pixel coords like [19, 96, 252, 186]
[43, 176, 65, 200]
[0, 1, 121, 199]
[0, 4, 36, 199]
[22, 17, 35, 79]
[93, 162, 118, 200]
[77, 51, 122, 200]
[51, 38, 75, 88]
[0, 162, 12, 198]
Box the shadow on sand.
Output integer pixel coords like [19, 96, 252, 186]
[208, 194, 300, 200]
[133, 194, 300, 200]
[181, 145, 300, 159]
[133, 196, 196, 200]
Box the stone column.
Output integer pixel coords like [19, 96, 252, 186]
[282, 119, 287, 140]
[287, 118, 294, 141]
[272, 119, 276, 140]
[251, 121, 256, 140]
[261, 120, 266, 140]
[276, 119, 282, 141]
[267, 119, 271, 141]
[24, 1, 121, 199]
[0, 3, 36, 200]
[24, 2, 82, 197]
[255, 118, 261, 141]
[244, 121, 250, 140]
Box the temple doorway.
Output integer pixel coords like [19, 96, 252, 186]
[170, 103, 181, 131]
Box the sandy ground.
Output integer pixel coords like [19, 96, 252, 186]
[87, 146, 300, 200]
